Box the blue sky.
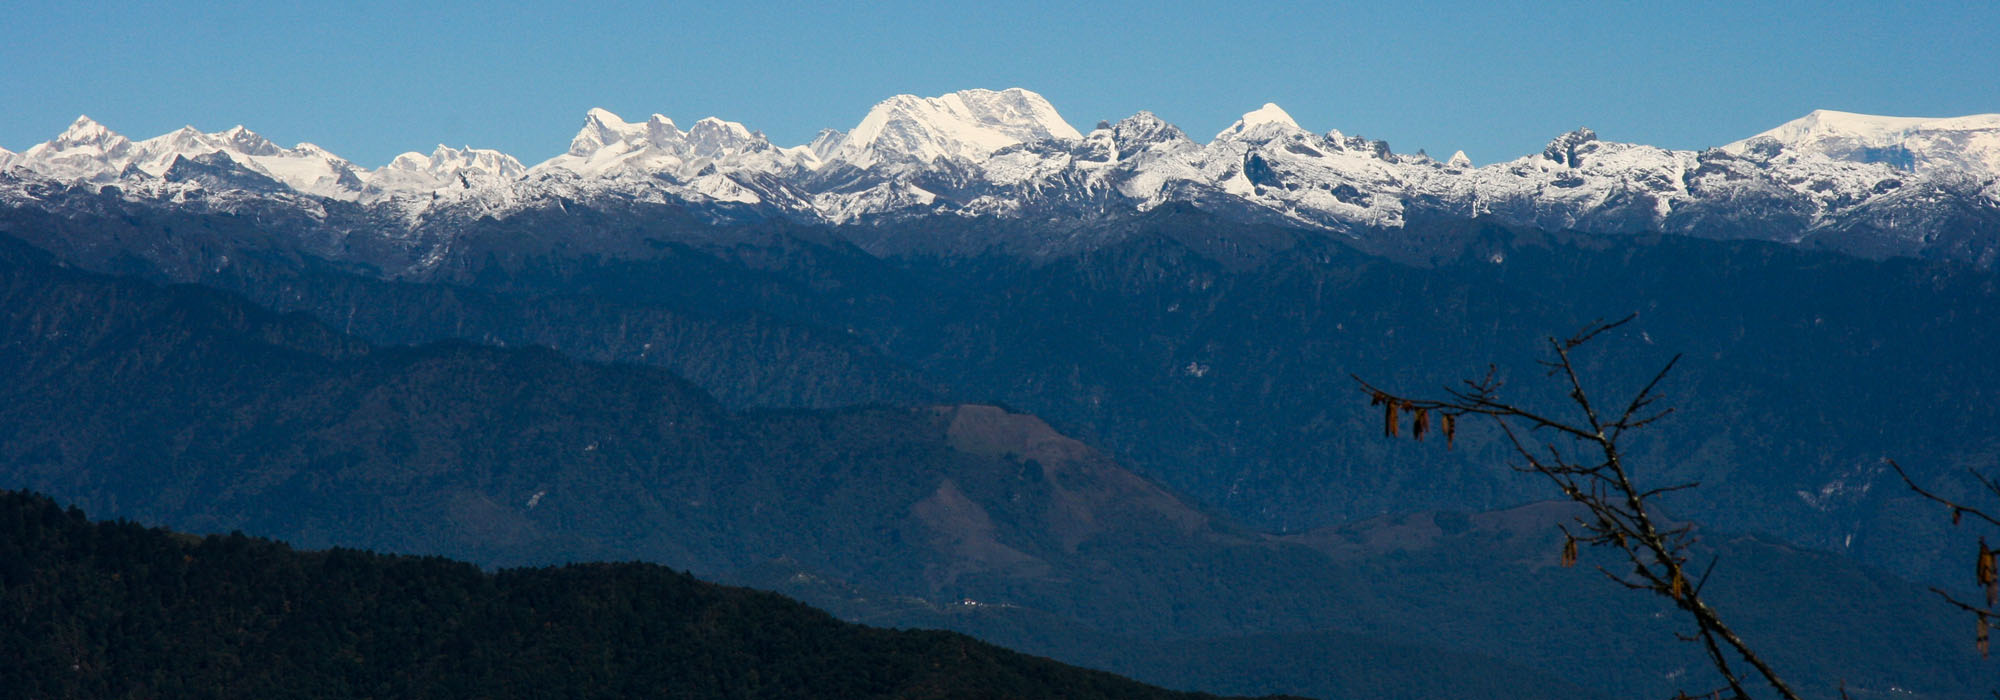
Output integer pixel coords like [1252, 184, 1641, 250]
[4, 0, 1996, 167]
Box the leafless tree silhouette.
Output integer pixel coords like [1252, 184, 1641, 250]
[1354, 316, 1800, 700]
[1888, 459, 1999, 660]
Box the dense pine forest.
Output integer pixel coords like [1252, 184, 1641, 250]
[0, 490, 1282, 700]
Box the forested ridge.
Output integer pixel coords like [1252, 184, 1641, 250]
[0, 490, 1279, 700]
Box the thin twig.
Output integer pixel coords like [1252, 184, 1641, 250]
[1928, 588, 1998, 620]
[1888, 459, 2000, 528]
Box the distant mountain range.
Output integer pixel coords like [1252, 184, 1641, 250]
[5, 89, 2000, 699]
[4, 88, 1997, 266]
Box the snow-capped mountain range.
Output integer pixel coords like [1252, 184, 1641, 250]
[4, 87, 1998, 267]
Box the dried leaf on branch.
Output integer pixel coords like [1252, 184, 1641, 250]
[1352, 315, 1800, 700]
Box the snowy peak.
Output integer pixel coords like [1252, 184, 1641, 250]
[150, 126, 209, 152]
[217, 125, 282, 156]
[686, 117, 763, 157]
[159, 151, 289, 194]
[129, 125, 278, 177]
[1541, 128, 1599, 168]
[641, 114, 684, 146]
[1215, 103, 1303, 142]
[17, 116, 137, 181]
[546, 108, 687, 176]
[536, 107, 814, 184]
[8, 116, 368, 197]
[807, 129, 845, 160]
[1111, 111, 1193, 150]
[831, 88, 1082, 168]
[430, 144, 525, 176]
[567, 108, 693, 155]
[168, 127, 362, 197]
[371, 144, 525, 194]
[52, 115, 127, 150]
[1749, 109, 1982, 147]
[1728, 109, 2000, 176]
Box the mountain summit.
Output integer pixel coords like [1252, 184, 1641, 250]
[1726, 108, 2000, 175]
[824, 87, 1082, 169]
[1214, 103, 1304, 141]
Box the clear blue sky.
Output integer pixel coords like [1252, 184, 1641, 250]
[4, 0, 1995, 167]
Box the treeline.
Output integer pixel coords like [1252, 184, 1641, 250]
[0, 491, 1275, 699]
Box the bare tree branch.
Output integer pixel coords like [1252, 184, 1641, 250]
[1888, 460, 2000, 528]
[1357, 322, 1801, 700]
[1928, 588, 1997, 620]
[1888, 458, 2000, 660]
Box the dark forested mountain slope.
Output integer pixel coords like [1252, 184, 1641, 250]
[873, 215, 2000, 588]
[0, 203, 943, 409]
[1, 237, 1993, 699]
[6, 198, 1999, 593]
[0, 234, 1595, 700]
[0, 491, 1280, 700]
